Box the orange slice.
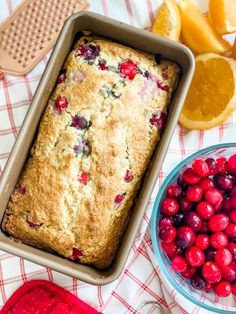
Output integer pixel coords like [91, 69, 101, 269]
[209, 0, 236, 35]
[179, 53, 236, 130]
[178, 0, 232, 54]
[151, 0, 181, 41]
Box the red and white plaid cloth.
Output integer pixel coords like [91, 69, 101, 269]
[0, 1, 236, 313]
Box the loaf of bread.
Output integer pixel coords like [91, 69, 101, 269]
[3, 35, 180, 269]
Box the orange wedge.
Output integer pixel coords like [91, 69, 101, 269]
[178, 0, 231, 54]
[151, 0, 181, 41]
[209, 0, 236, 35]
[179, 53, 236, 130]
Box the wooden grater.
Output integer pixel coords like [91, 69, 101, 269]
[0, 0, 89, 76]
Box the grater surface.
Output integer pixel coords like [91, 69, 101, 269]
[0, 0, 89, 75]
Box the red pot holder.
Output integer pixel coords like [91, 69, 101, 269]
[1, 280, 101, 314]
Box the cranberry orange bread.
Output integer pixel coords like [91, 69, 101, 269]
[3, 35, 180, 269]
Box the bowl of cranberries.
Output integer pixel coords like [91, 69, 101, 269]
[151, 143, 236, 312]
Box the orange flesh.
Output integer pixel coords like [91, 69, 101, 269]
[182, 58, 234, 121]
[179, 0, 231, 54]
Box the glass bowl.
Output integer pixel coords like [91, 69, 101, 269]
[151, 143, 236, 313]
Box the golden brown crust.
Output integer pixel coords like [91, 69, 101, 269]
[3, 35, 180, 269]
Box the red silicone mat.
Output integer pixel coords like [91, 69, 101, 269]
[1, 280, 100, 314]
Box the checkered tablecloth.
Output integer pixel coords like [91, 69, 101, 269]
[0, 1, 236, 313]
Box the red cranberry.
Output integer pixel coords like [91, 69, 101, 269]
[124, 170, 133, 182]
[69, 248, 83, 261]
[232, 175, 236, 186]
[161, 198, 179, 216]
[199, 220, 210, 234]
[159, 226, 176, 243]
[232, 260, 236, 270]
[57, 69, 66, 84]
[202, 261, 222, 283]
[214, 173, 232, 190]
[182, 168, 201, 184]
[199, 178, 214, 191]
[75, 44, 100, 60]
[230, 185, 236, 195]
[192, 159, 209, 177]
[205, 282, 213, 292]
[208, 214, 229, 232]
[166, 184, 182, 198]
[221, 265, 236, 282]
[177, 175, 189, 189]
[156, 79, 169, 92]
[194, 234, 210, 250]
[224, 223, 236, 240]
[196, 201, 214, 220]
[119, 59, 138, 80]
[54, 96, 68, 114]
[215, 248, 232, 267]
[79, 172, 90, 185]
[161, 242, 182, 260]
[98, 60, 108, 70]
[162, 69, 168, 80]
[179, 197, 192, 212]
[74, 143, 83, 154]
[26, 220, 42, 228]
[216, 157, 228, 173]
[205, 158, 218, 175]
[74, 139, 91, 156]
[227, 242, 236, 260]
[115, 194, 124, 205]
[205, 247, 216, 261]
[214, 281, 232, 297]
[172, 213, 185, 228]
[71, 115, 88, 129]
[184, 212, 202, 231]
[176, 226, 196, 249]
[216, 188, 226, 198]
[214, 202, 223, 213]
[186, 185, 203, 202]
[232, 283, 236, 296]
[204, 188, 223, 205]
[211, 232, 228, 249]
[18, 185, 26, 195]
[171, 256, 188, 272]
[227, 154, 236, 172]
[159, 217, 173, 228]
[222, 198, 233, 213]
[185, 246, 205, 267]
[190, 273, 206, 290]
[231, 194, 236, 207]
[150, 112, 167, 131]
[229, 209, 236, 223]
[181, 266, 196, 279]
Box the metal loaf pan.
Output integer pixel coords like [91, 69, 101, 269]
[0, 12, 194, 285]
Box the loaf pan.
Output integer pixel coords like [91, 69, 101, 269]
[0, 12, 194, 285]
